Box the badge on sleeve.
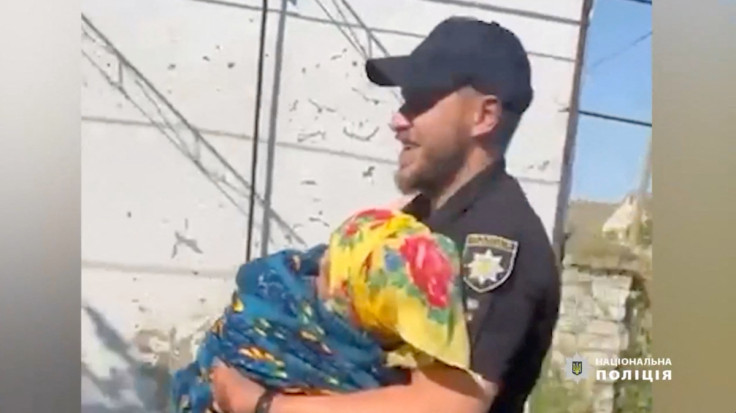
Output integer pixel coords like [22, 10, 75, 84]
[462, 234, 519, 293]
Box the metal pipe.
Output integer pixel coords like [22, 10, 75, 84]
[245, 0, 269, 262]
[551, 0, 595, 263]
[578, 109, 652, 128]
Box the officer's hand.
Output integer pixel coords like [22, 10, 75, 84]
[211, 361, 265, 413]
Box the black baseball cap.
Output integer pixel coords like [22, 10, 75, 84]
[365, 17, 533, 114]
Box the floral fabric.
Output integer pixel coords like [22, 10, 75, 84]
[326, 208, 470, 370]
[170, 208, 469, 413]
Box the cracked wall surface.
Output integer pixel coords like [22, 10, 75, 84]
[81, 0, 586, 411]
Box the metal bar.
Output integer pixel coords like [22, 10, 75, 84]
[578, 109, 652, 127]
[245, 0, 270, 262]
[551, 0, 595, 263]
[259, 0, 290, 259]
[421, 0, 582, 26]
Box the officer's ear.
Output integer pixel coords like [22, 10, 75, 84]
[468, 91, 502, 140]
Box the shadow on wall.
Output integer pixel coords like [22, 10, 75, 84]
[81, 0, 402, 256]
[82, 305, 214, 413]
[187, 0, 574, 62]
[189, 0, 392, 60]
[82, 305, 164, 412]
[81, 15, 306, 250]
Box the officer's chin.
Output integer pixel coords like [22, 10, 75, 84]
[394, 169, 419, 195]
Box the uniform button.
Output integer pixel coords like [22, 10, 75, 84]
[465, 298, 479, 321]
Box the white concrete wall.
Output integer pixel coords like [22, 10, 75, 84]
[81, 0, 585, 410]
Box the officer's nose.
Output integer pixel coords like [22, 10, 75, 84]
[389, 111, 411, 133]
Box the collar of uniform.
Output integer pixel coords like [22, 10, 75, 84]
[403, 158, 508, 229]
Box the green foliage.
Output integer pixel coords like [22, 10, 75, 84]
[613, 280, 653, 413]
[530, 357, 594, 413]
[638, 219, 653, 248]
[575, 232, 639, 263]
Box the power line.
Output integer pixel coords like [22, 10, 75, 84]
[578, 109, 651, 127]
[587, 30, 651, 72]
[619, 0, 651, 4]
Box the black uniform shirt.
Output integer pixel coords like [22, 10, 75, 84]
[403, 159, 561, 413]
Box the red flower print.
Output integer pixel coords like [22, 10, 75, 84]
[399, 235, 454, 308]
[343, 220, 360, 237]
[356, 208, 394, 223]
[344, 209, 394, 237]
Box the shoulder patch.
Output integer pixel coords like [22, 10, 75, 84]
[461, 234, 519, 293]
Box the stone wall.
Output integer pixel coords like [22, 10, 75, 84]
[531, 262, 651, 413]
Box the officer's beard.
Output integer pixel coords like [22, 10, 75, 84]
[394, 143, 468, 201]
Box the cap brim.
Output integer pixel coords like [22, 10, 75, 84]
[365, 56, 412, 87]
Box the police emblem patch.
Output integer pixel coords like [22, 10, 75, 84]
[461, 234, 519, 293]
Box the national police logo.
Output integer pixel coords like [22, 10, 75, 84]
[564, 353, 590, 383]
[461, 234, 519, 293]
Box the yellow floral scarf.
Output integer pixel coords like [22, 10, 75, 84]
[325, 208, 470, 371]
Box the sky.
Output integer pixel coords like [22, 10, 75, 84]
[569, 0, 652, 202]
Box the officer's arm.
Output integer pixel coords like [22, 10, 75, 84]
[270, 365, 498, 413]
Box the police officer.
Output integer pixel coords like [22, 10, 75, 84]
[211, 16, 561, 413]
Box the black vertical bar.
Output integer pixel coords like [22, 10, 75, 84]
[245, 0, 269, 262]
[259, 0, 289, 259]
[551, 0, 594, 264]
